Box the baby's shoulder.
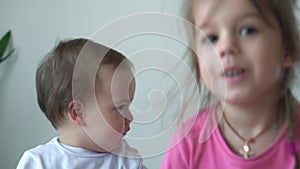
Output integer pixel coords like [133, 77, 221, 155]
[16, 137, 59, 169]
[24, 137, 58, 155]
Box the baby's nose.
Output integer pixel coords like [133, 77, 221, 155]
[125, 110, 134, 123]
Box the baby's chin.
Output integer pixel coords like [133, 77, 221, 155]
[105, 136, 124, 151]
[92, 142, 121, 153]
[123, 131, 128, 136]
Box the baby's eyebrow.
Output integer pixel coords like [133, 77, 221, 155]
[114, 100, 131, 105]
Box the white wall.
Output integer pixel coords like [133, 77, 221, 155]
[0, 1, 186, 169]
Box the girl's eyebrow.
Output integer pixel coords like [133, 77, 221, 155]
[197, 12, 262, 30]
[240, 12, 263, 21]
[241, 12, 274, 28]
[198, 21, 208, 30]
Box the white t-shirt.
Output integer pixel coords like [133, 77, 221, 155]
[16, 137, 146, 169]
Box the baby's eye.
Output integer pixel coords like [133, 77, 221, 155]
[240, 27, 257, 36]
[116, 105, 127, 112]
[203, 34, 218, 44]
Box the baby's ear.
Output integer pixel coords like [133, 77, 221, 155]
[67, 100, 85, 125]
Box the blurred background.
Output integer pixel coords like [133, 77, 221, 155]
[1, 0, 300, 169]
[0, 0, 187, 168]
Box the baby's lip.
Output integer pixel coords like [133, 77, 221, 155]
[123, 127, 131, 135]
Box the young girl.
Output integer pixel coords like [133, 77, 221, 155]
[161, 0, 300, 168]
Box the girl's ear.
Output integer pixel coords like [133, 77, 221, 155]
[67, 100, 85, 126]
[281, 40, 296, 68]
[282, 52, 296, 68]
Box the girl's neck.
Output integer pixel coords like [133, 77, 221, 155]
[219, 77, 283, 128]
[219, 98, 279, 136]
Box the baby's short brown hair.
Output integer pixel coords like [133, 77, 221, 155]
[36, 38, 132, 129]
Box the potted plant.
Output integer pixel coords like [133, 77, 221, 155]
[0, 30, 15, 63]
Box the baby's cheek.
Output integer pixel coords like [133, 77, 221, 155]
[110, 118, 125, 134]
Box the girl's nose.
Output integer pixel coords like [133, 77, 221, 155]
[218, 33, 239, 58]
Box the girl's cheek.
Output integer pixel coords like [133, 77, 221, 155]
[200, 68, 212, 89]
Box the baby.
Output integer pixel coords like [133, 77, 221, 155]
[17, 38, 146, 169]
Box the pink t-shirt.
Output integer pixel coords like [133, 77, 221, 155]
[161, 103, 300, 169]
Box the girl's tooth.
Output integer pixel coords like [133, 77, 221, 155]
[225, 69, 242, 77]
[234, 70, 238, 75]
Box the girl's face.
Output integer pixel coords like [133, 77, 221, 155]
[82, 66, 135, 152]
[194, 0, 294, 104]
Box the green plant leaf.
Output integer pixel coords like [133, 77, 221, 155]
[0, 30, 11, 61]
[0, 49, 15, 63]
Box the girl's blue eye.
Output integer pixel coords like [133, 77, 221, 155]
[240, 27, 257, 36]
[203, 34, 218, 44]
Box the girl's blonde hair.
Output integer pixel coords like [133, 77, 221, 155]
[183, 0, 300, 167]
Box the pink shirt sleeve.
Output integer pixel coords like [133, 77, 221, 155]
[160, 133, 190, 169]
[160, 117, 202, 169]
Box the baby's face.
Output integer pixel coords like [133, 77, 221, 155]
[82, 65, 135, 152]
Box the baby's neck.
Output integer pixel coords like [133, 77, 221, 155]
[58, 126, 107, 153]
